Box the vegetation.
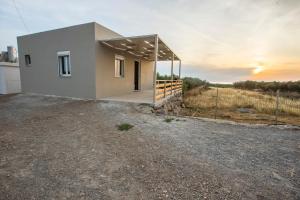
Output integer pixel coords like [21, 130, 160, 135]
[156, 74, 300, 124]
[233, 80, 300, 93]
[117, 123, 134, 131]
[209, 83, 233, 88]
[182, 77, 209, 92]
[156, 72, 179, 80]
[157, 74, 300, 94]
[164, 117, 174, 123]
[157, 73, 209, 93]
[183, 87, 300, 125]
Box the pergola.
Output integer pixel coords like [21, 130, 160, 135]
[100, 34, 182, 104]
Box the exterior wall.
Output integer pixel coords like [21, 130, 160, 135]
[17, 23, 96, 99]
[140, 60, 154, 90]
[94, 23, 154, 99]
[17, 22, 155, 99]
[0, 63, 21, 94]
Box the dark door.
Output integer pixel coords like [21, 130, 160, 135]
[134, 61, 140, 90]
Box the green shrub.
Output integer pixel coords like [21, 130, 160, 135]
[117, 123, 134, 131]
[164, 117, 174, 123]
[156, 73, 209, 93]
[182, 77, 209, 93]
[233, 80, 300, 93]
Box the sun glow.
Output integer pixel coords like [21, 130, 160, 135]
[253, 65, 264, 74]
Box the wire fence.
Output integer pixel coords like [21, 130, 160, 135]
[183, 87, 300, 125]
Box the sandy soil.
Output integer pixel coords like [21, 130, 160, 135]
[0, 94, 299, 199]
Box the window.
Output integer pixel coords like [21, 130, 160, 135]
[115, 55, 125, 77]
[57, 51, 71, 77]
[25, 55, 31, 66]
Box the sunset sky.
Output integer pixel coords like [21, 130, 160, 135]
[1, 0, 299, 83]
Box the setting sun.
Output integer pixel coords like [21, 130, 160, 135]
[253, 65, 264, 74]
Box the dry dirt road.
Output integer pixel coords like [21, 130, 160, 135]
[0, 94, 299, 199]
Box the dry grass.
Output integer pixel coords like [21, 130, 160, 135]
[183, 87, 300, 125]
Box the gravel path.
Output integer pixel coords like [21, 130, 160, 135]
[0, 94, 299, 199]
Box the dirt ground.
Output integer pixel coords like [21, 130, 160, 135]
[0, 94, 299, 200]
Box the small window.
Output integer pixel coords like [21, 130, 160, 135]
[57, 51, 71, 77]
[25, 55, 31, 66]
[115, 55, 125, 78]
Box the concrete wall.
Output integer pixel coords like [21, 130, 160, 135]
[140, 60, 154, 90]
[17, 22, 154, 99]
[94, 23, 154, 99]
[17, 23, 96, 99]
[0, 62, 21, 94]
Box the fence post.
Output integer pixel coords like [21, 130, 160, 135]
[214, 88, 219, 119]
[164, 80, 166, 98]
[275, 89, 280, 125]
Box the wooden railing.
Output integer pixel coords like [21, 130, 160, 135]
[155, 80, 183, 101]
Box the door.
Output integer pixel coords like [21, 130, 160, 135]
[134, 61, 140, 90]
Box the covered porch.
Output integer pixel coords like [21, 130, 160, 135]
[100, 79, 183, 105]
[100, 34, 182, 106]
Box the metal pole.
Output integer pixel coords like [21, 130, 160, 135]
[171, 53, 174, 80]
[179, 59, 181, 79]
[275, 89, 279, 125]
[153, 35, 158, 105]
[164, 80, 166, 98]
[179, 60, 182, 96]
[214, 88, 219, 119]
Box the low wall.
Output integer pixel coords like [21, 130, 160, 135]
[0, 62, 21, 94]
[153, 93, 183, 115]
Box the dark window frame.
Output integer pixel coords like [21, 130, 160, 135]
[115, 55, 125, 78]
[25, 54, 31, 66]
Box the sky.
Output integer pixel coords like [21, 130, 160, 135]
[1, 0, 299, 83]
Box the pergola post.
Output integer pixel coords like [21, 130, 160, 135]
[171, 53, 174, 94]
[179, 59, 182, 79]
[153, 35, 158, 105]
[171, 53, 174, 80]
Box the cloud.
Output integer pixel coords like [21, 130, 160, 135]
[181, 64, 254, 83]
[250, 68, 300, 82]
[1, 0, 299, 82]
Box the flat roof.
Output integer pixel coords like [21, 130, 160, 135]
[100, 34, 180, 61]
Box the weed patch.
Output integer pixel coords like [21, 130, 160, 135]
[117, 123, 134, 131]
[164, 117, 174, 123]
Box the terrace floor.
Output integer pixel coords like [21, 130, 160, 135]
[99, 89, 153, 104]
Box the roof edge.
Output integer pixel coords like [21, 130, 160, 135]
[17, 22, 96, 38]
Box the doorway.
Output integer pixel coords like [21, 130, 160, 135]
[134, 61, 140, 91]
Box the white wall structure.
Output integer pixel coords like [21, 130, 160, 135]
[0, 62, 21, 94]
